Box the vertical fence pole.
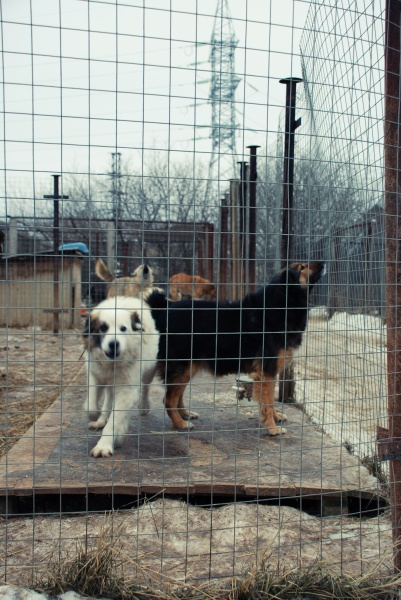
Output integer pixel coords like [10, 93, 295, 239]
[247, 145, 260, 292]
[384, 0, 401, 572]
[237, 161, 248, 295]
[230, 179, 240, 300]
[278, 78, 302, 402]
[43, 175, 68, 335]
[279, 77, 303, 266]
[219, 195, 229, 300]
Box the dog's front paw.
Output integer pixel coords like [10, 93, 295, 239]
[274, 411, 288, 422]
[267, 425, 287, 436]
[174, 421, 194, 430]
[181, 410, 199, 420]
[88, 418, 107, 430]
[91, 440, 114, 458]
[88, 410, 100, 421]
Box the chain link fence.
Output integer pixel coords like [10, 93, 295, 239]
[0, 0, 399, 596]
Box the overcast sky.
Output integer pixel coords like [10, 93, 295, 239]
[0, 0, 311, 212]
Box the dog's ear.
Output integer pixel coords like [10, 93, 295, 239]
[83, 313, 100, 335]
[131, 311, 143, 331]
[83, 313, 100, 349]
[275, 268, 300, 284]
[287, 268, 301, 284]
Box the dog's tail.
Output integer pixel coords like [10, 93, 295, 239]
[95, 258, 114, 282]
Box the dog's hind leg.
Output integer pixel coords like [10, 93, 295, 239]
[178, 393, 199, 421]
[252, 369, 287, 435]
[164, 376, 194, 430]
[84, 371, 101, 421]
[139, 365, 156, 416]
[273, 349, 291, 422]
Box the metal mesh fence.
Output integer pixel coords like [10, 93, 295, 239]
[0, 0, 398, 594]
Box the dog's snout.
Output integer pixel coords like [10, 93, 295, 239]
[106, 339, 120, 358]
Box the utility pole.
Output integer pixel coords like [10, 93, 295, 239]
[44, 175, 69, 335]
[109, 152, 123, 273]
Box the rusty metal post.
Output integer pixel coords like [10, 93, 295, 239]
[205, 222, 214, 282]
[238, 161, 249, 295]
[43, 175, 69, 335]
[237, 161, 248, 254]
[219, 195, 229, 300]
[229, 179, 240, 300]
[247, 145, 260, 292]
[382, 0, 401, 573]
[279, 77, 302, 266]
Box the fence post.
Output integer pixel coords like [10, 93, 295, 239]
[43, 175, 68, 335]
[383, 0, 401, 573]
[229, 179, 240, 300]
[238, 161, 248, 294]
[219, 195, 229, 300]
[8, 218, 18, 255]
[106, 221, 116, 273]
[278, 78, 302, 403]
[279, 77, 303, 266]
[247, 145, 260, 293]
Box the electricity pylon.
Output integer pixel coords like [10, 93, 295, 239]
[205, 0, 240, 201]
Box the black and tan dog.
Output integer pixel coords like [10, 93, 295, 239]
[145, 262, 325, 435]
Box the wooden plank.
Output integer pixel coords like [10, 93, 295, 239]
[0, 363, 85, 493]
[0, 373, 381, 504]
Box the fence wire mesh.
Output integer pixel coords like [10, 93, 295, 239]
[0, 0, 398, 595]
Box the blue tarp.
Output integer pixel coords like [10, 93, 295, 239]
[58, 242, 89, 254]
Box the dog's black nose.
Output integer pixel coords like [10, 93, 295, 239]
[106, 340, 120, 358]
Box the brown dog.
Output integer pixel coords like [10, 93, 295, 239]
[95, 258, 156, 300]
[169, 273, 216, 301]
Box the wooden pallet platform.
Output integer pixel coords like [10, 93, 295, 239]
[0, 370, 380, 514]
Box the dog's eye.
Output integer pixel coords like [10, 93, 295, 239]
[99, 323, 108, 333]
[131, 312, 142, 331]
[120, 326, 127, 332]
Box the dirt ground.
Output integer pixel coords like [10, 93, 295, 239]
[0, 327, 84, 458]
[0, 315, 394, 587]
[0, 499, 394, 588]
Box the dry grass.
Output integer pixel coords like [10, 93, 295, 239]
[234, 559, 401, 600]
[34, 515, 401, 600]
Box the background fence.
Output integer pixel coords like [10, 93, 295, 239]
[0, 0, 398, 594]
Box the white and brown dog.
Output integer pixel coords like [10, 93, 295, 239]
[83, 296, 159, 458]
